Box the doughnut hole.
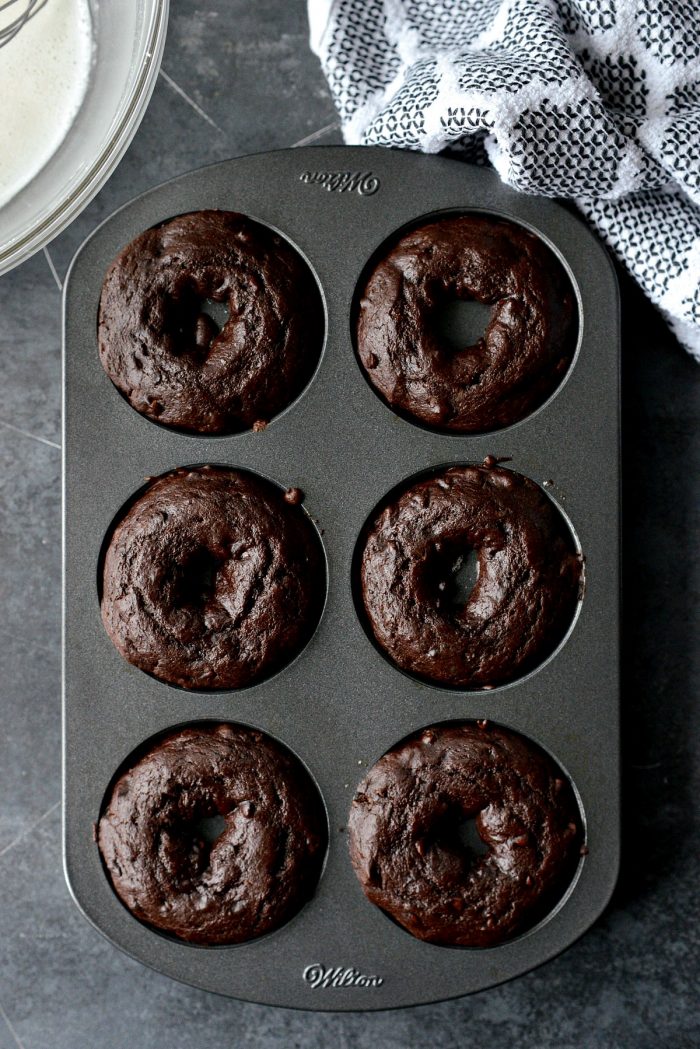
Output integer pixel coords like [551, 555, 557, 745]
[161, 806, 228, 881]
[193, 812, 227, 846]
[455, 815, 490, 857]
[415, 538, 481, 612]
[166, 283, 233, 362]
[173, 803, 256, 881]
[199, 297, 231, 335]
[412, 803, 491, 891]
[193, 298, 231, 354]
[448, 549, 481, 608]
[432, 298, 494, 357]
[173, 546, 224, 607]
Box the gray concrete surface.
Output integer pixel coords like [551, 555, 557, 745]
[1, 2, 698, 1046]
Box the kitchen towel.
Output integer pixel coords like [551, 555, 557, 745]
[309, 0, 700, 357]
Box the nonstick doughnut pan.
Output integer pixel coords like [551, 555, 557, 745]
[63, 146, 619, 1011]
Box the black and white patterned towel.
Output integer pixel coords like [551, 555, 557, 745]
[309, 0, 700, 358]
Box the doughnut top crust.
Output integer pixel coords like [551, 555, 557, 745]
[98, 210, 323, 434]
[348, 721, 582, 947]
[359, 462, 582, 689]
[100, 466, 325, 690]
[356, 214, 576, 432]
[98, 724, 327, 945]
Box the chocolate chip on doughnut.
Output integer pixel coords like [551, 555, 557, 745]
[358, 462, 582, 689]
[100, 465, 325, 690]
[98, 210, 323, 434]
[356, 214, 576, 432]
[98, 723, 327, 945]
[348, 721, 583, 947]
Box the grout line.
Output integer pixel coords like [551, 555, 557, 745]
[43, 245, 62, 292]
[0, 1002, 26, 1049]
[0, 420, 61, 450]
[0, 801, 60, 862]
[159, 69, 223, 132]
[292, 121, 341, 147]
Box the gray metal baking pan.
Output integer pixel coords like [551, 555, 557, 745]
[63, 145, 620, 1011]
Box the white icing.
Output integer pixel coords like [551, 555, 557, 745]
[0, 0, 93, 209]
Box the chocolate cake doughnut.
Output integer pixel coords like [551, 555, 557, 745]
[98, 210, 323, 434]
[98, 723, 327, 945]
[358, 461, 582, 689]
[348, 721, 583, 947]
[101, 466, 325, 690]
[356, 214, 576, 432]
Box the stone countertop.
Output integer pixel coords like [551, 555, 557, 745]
[0, 2, 698, 1046]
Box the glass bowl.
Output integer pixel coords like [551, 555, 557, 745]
[0, 0, 169, 277]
